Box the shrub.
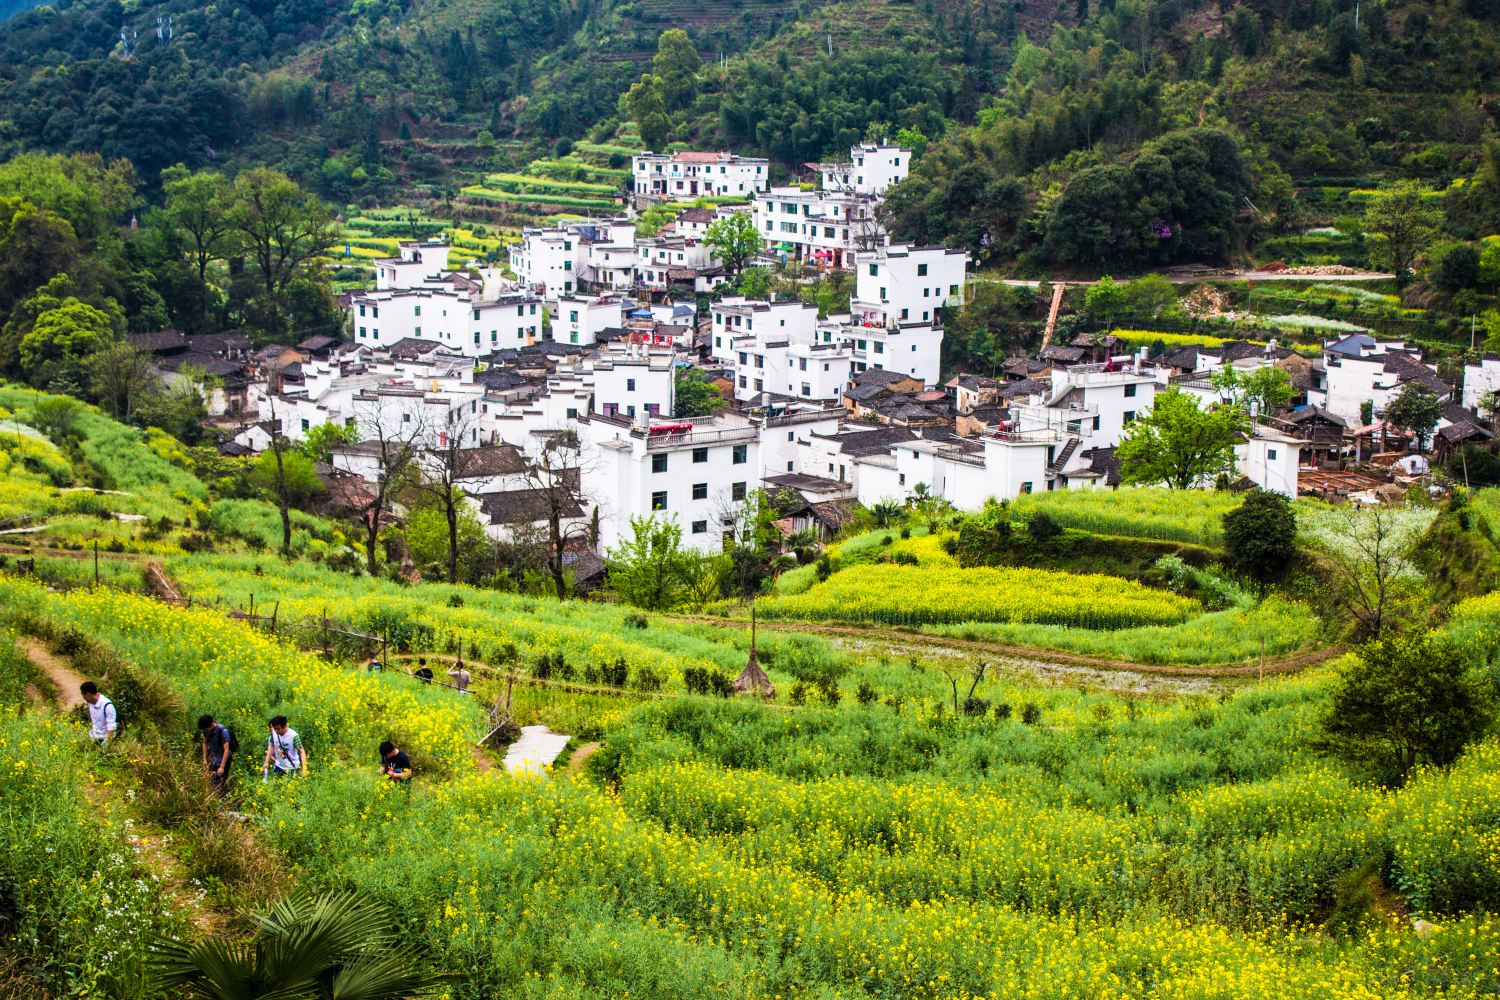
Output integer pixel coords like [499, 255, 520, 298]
[855, 681, 878, 705]
[1028, 511, 1063, 543]
[1021, 703, 1042, 725]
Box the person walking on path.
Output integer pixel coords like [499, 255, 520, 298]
[198, 714, 238, 794]
[413, 658, 434, 684]
[379, 740, 412, 783]
[447, 660, 471, 695]
[261, 715, 308, 780]
[80, 682, 116, 746]
[366, 656, 383, 672]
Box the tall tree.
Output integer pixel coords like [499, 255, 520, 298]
[1210, 365, 1295, 417]
[516, 433, 598, 601]
[674, 367, 726, 417]
[622, 75, 671, 150]
[19, 297, 115, 386]
[704, 213, 764, 276]
[412, 406, 487, 585]
[351, 404, 424, 576]
[252, 399, 325, 557]
[1385, 381, 1443, 452]
[651, 29, 702, 112]
[1363, 180, 1442, 286]
[87, 342, 156, 419]
[227, 168, 337, 336]
[159, 166, 234, 330]
[1116, 386, 1248, 489]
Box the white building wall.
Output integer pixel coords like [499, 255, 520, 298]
[1464, 357, 1500, 410]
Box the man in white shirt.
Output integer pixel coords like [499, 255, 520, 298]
[261, 715, 308, 779]
[80, 682, 116, 745]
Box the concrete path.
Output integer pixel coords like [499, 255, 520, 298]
[502, 725, 571, 775]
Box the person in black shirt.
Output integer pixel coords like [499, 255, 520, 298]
[198, 714, 236, 795]
[412, 657, 434, 684]
[378, 740, 412, 782]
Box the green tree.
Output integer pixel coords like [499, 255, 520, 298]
[1385, 381, 1443, 452]
[149, 891, 447, 999]
[87, 342, 155, 419]
[674, 366, 726, 417]
[0, 197, 81, 317]
[404, 502, 489, 584]
[622, 75, 670, 150]
[227, 167, 337, 336]
[1123, 274, 1176, 318]
[607, 515, 696, 611]
[704, 213, 764, 276]
[159, 166, 234, 329]
[1117, 386, 1249, 489]
[651, 30, 702, 112]
[1082, 276, 1126, 329]
[1321, 633, 1492, 784]
[738, 266, 772, 299]
[1222, 489, 1298, 591]
[300, 420, 360, 464]
[1362, 180, 1442, 286]
[1210, 365, 1295, 417]
[19, 297, 115, 383]
[0, 152, 136, 243]
[1479, 237, 1500, 296]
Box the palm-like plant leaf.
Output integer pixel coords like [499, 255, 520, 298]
[329, 950, 450, 1000]
[148, 937, 262, 1000]
[259, 891, 391, 990]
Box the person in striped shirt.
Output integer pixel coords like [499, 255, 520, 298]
[261, 715, 308, 779]
[80, 682, 116, 745]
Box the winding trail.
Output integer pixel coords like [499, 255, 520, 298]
[565, 742, 601, 777]
[17, 638, 222, 933]
[21, 637, 85, 707]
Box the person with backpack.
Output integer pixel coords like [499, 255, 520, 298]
[198, 714, 238, 794]
[261, 715, 308, 780]
[412, 658, 434, 684]
[80, 682, 117, 746]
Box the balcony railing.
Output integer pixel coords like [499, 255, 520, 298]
[640, 424, 759, 450]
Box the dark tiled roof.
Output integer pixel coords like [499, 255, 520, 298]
[453, 445, 529, 478]
[130, 329, 189, 354]
[852, 367, 910, 388]
[386, 338, 445, 360]
[821, 426, 918, 456]
[158, 352, 244, 378]
[997, 378, 1047, 401]
[1084, 446, 1122, 487]
[1039, 345, 1085, 363]
[1384, 353, 1451, 395]
[297, 335, 340, 353]
[185, 332, 253, 356]
[478, 488, 584, 525]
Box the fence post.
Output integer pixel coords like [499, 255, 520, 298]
[271, 601, 279, 634]
[321, 607, 330, 659]
[93, 540, 99, 587]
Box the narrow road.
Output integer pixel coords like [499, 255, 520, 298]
[977, 269, 1394, 288]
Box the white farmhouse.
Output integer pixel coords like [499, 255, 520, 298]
[349, 287, 544, 357]
[811, 142, 911, 196]
[632, 150, 769, 201]
[585, 413, 763, 553]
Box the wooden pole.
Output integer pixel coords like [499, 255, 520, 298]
[93, 540, 99, 587]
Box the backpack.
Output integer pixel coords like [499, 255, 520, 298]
[223, 725, 240, 755]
